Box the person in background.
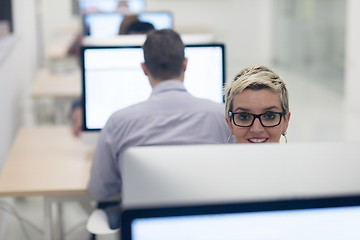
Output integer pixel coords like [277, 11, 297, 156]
[224, 65, 290, 143]
[118, 14, 155, 35]
[87, 30, 231, 228]
[125, 20, 155, 34]
[117, 0, 130, 13]
[69, 99, 83, 137]
[118, 14, 139, 34]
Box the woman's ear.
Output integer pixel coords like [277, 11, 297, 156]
[282, 111, 291, 133]
[225, 116, 233, 131]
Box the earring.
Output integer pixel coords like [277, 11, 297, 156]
[282, 132, 288, 144]
[227, 133, 233, 143]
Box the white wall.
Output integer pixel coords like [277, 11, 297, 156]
[147, 0, 273, 80]
[41, 0, 79, 42]
[0, 0, 38, 236]
[0, 0, 37, 166]
[345, 0, 360, 110]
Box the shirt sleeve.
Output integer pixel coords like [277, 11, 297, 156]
[87, 120, 122, 200]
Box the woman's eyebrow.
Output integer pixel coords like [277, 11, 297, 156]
[234, 106, 281, 112]
[263, 106, 282, 111]
[234, 107, 250, 112]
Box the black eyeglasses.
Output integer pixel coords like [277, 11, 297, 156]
[229, 111, 285, 127]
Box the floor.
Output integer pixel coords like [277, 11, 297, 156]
[0, 197, 118, 240]
[1, 68, 360, 240]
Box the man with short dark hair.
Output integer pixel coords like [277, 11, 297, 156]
[88, 29, 231, 200]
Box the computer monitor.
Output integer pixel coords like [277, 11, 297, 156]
[121, 142, 360, 209]
[121, 195, 360, 240]
[81, 44, 225, 141]
[78, 0, 145, 13]
[83, 11, 173, 37]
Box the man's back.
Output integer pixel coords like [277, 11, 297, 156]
[109, 80, 228, 145]
[89, 81, 230, 199]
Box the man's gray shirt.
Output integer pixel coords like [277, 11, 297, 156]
[88, 80, 231, 200]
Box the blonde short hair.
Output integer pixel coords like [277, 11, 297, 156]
[224, 65, 289, 116]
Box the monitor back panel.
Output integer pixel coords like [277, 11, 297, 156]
[121, 142, 360, 208]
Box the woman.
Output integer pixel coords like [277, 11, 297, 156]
[224, 65, 290, 143]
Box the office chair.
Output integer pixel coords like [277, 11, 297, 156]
[86, 208, 120, 239]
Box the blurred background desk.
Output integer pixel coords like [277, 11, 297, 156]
[30, 68, 81, 98]
[30, 68, 81, 124]
[0, 126, 93, 240]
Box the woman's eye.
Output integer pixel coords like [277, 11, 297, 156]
[238, 113, 251, 121]
[263, 112, 276, 120]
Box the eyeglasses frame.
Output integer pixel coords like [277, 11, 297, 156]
[228, 111, 286, 128]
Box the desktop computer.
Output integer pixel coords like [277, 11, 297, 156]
[80, 44, 225, 144]
[83, 11, 173, 37]
[121, 195, 360, 240]
[120, 142, 360, 240]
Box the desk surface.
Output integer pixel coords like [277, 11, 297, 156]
[30, 68, 81, 98]
[45, 33, 75, 60]
[0, 126, 93, 197]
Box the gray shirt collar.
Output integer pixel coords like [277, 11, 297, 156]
[151, 80, 187, 96]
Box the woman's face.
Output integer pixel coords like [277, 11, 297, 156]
[226, 89, 290, 143]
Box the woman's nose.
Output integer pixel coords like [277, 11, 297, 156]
[249, 118, 265, 132]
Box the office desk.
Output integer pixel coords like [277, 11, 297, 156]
[0, 126, 94, 240]
[30, 68, 81, 124]
[45, 31, 77, 61]
[30, 68, 81, 99]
